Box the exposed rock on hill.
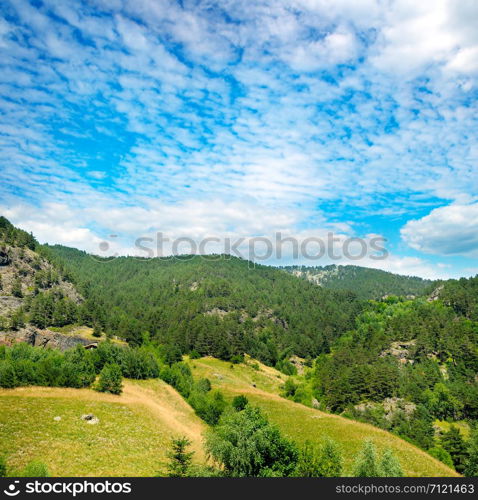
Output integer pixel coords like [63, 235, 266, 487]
[0, 325, 90, 351]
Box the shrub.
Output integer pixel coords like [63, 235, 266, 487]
[96, 363, 123, 395]
[0, 361, 17, 388]
[205, 405, 298, 477]
[352, 441, 381, 477]
[379, 449, 403, 477]
[428, 446, 454, 468]
[232, 395, 249, 412]
[295, 439, 343, 477]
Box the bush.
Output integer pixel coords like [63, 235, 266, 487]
[205, 405, 298, 477]
[441, 425, 469, 474]
[0, 455, 7, 477]
[352, 441, 403, 477]
[379, 449, 403, 477]
[352, 441, 381, 477]
[195, 378, 211, 393]
[295, 439, 343, 477]
[276, 359, 297, 376]
[428, 446, 454, 468]
[232, 395, 249, 412]
[96, 363, 123, 395]
[0, 361, 17, 388]
[188, 390, 226, 425]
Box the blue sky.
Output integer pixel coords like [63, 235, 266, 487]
[0, 0, 477, 278]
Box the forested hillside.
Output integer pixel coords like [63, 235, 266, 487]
[287, 286, 478, 474]
[44, 245, 363, 365]
[282, 265, 432, 300]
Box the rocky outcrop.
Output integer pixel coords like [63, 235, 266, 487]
[0, 326, 90, 351]
[379, 340, 416, 364]
[0, 295, 23, 315]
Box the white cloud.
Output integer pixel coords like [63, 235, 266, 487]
[401, 203, 478, 257]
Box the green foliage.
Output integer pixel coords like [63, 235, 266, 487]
[310, 292, 478, 452]
[428, 447, 454, 468]
[188, 390, 226, 425]
[0, 216, 37, 250]
[232, 395, 249, 412]
[96, 363, 123, 395]
[283, 378, 298, 398]
[29, 290, 78, 329]
[0, 343, 158, 390]
[11, 278, 23, 298]
[21, 461, 50, 477]
[161, 361, 227, 425]
[441, 426, 469, 474]
[205, 405, 298, 477]
[0, 360, 17, 388]
[166, 437, 194, 477]
[295, 439, 343, 477]
[45, 246, 364, 363]
[276, 359, 297, 375]
[352, 441, 381, 477]
[465, 428, 478, 477]
[379, 448, 403, 477]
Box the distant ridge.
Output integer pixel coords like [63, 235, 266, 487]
[281, 264, 432, 300]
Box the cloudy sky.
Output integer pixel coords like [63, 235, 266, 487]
[0, 0, 477, 278]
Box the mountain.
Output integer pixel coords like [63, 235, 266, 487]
[0, 217, 476, 477]
[281, 264, 432, 300]
[44, 245, 363, 364]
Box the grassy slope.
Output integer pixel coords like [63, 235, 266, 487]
[0, 380, 207, 476]
[188, 357, 457, 477]
[47, 325, 127, 345]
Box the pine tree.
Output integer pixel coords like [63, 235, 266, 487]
[441, 426, 469, 474]
[92, 324, 102, 338]
[166, 437, 194, 477]
[9, 309, 25, 330]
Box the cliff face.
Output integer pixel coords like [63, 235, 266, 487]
[0, 325, 91, 351]
[0, 244, 82, 307]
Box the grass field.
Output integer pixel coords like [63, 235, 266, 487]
[188, 357, 458, 477]
[47, 325, 127, 345]
[0, 380, 206, 476]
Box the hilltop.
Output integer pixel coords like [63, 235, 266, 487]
[282, 264, 432, 300]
